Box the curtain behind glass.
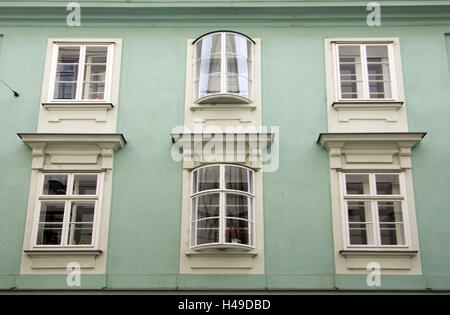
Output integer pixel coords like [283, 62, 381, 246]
[196, 34, 221, 98]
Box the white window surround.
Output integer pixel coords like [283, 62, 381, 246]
[18, 133, 125, 274]
[185, 34, 261, 113]
[339, 172, 411, 250]
[40, 39, 122, 108]
[318, 132, 424, 274]
[31, 172, 103, 250]
[325, 38, 405, 108]
[190, 164, 255, 251]
[193, 31, 254, 105]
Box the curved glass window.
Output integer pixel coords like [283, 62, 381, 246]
[194, 32, 253, 102]
[191, 164, 254, 249]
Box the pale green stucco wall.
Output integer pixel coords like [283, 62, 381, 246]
[0, 1, 450, 292]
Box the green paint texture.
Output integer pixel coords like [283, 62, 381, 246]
[0, 1, 450, 292]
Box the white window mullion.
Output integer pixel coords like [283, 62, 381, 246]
[361, 44, 370, 99]
[220, 164, 225, 244]
[220, 191, 224, 245]
[61, 200, 71, 246]
[220, 33, 227, 94]
[368, 174, 379, 246]
[76, 45, 86, 101]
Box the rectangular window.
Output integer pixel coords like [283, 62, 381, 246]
[335, 43, 395, 100]
[341, 173, 408, 248]
[49, 43, 114, 102]
[34, 173, 102, 247]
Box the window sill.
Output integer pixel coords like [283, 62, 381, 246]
[194, 93, 252, 105]
[25, 249, 102, 256]
[190, 103, 256, 111]
[332, 101, 404, 110]
[339, 250, 418, 257]
[190, 243, 256, 252]
[42, 102, 114, 110]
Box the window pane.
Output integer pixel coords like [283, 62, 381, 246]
[226, 55, 251, 78]
[70, 202, 95, 223]
[378, 201, 403, 222]
[73, 175, 98, 195]
[67, 223, 93, 245]
[196, 74, 221, 98]
[58, 46, 80, 63]
[226, 194, 251, 220]
[225, 219, 249, 245]
[54, 82, 77, 99]
[192, 166, 220, 193]
[366, 45, 391, 99]
[193, 219, 219, 246]
[347, 201, 375, 245]
[85, 46, 108, 64]
[42, 175, 68, 195]
[37, 201, 65, 245]
[369, 81, 392, 99]
[82, 82, 105, 100]
[225, 166, 252, 193]
[196, 34, 221, 59]
[366, 45, 389, 61]
[39, 202, 65, 223]
[54, 47, 80, 100]
[347, 201, 371, 223]
[376, 174, 400, 195]
[36, 224, 63, 245]
[225, 34, 252, 60]
[56, 64, 78, 81]
[195, 58, 221, 80]
[345, 174, 370, 195]
[227, 75, 250, 97]
[380, 223, 405, 245]
[82, 47, 108, 100]
[192, 193, 220, 220]
[378, 201, 405, 245]
[349, 223, 373, 246]
[338, 45, 363, 99]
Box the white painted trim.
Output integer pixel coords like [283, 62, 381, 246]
[192, 32, 254, 104]
[31, 172, 102, 249]
[321, 134, 423, 274]
[190, 164, 255, 250]
[43, 39, 121, 104]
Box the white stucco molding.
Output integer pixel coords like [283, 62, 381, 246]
[18, 133, 126, 170]
[317, 132, 426, 170]
[171, 132, 273, 170]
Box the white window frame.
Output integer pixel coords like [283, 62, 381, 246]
[47, 42, 115, 103]
[190, 164, 256, 250]
[31, 172, 104, 249]
[193, 31, 254, 104]
[333, 41, 399, 101]
[339, 172, 411, 249]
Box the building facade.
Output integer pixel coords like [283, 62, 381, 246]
[0, 0, 450, 293]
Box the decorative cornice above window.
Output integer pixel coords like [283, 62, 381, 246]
[317, 132, 426, 169]
[171, 132, 273, 169]
[317, 132, 426, 147]
[171, 132, 273, 145]
[18, 133, 126, 170]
